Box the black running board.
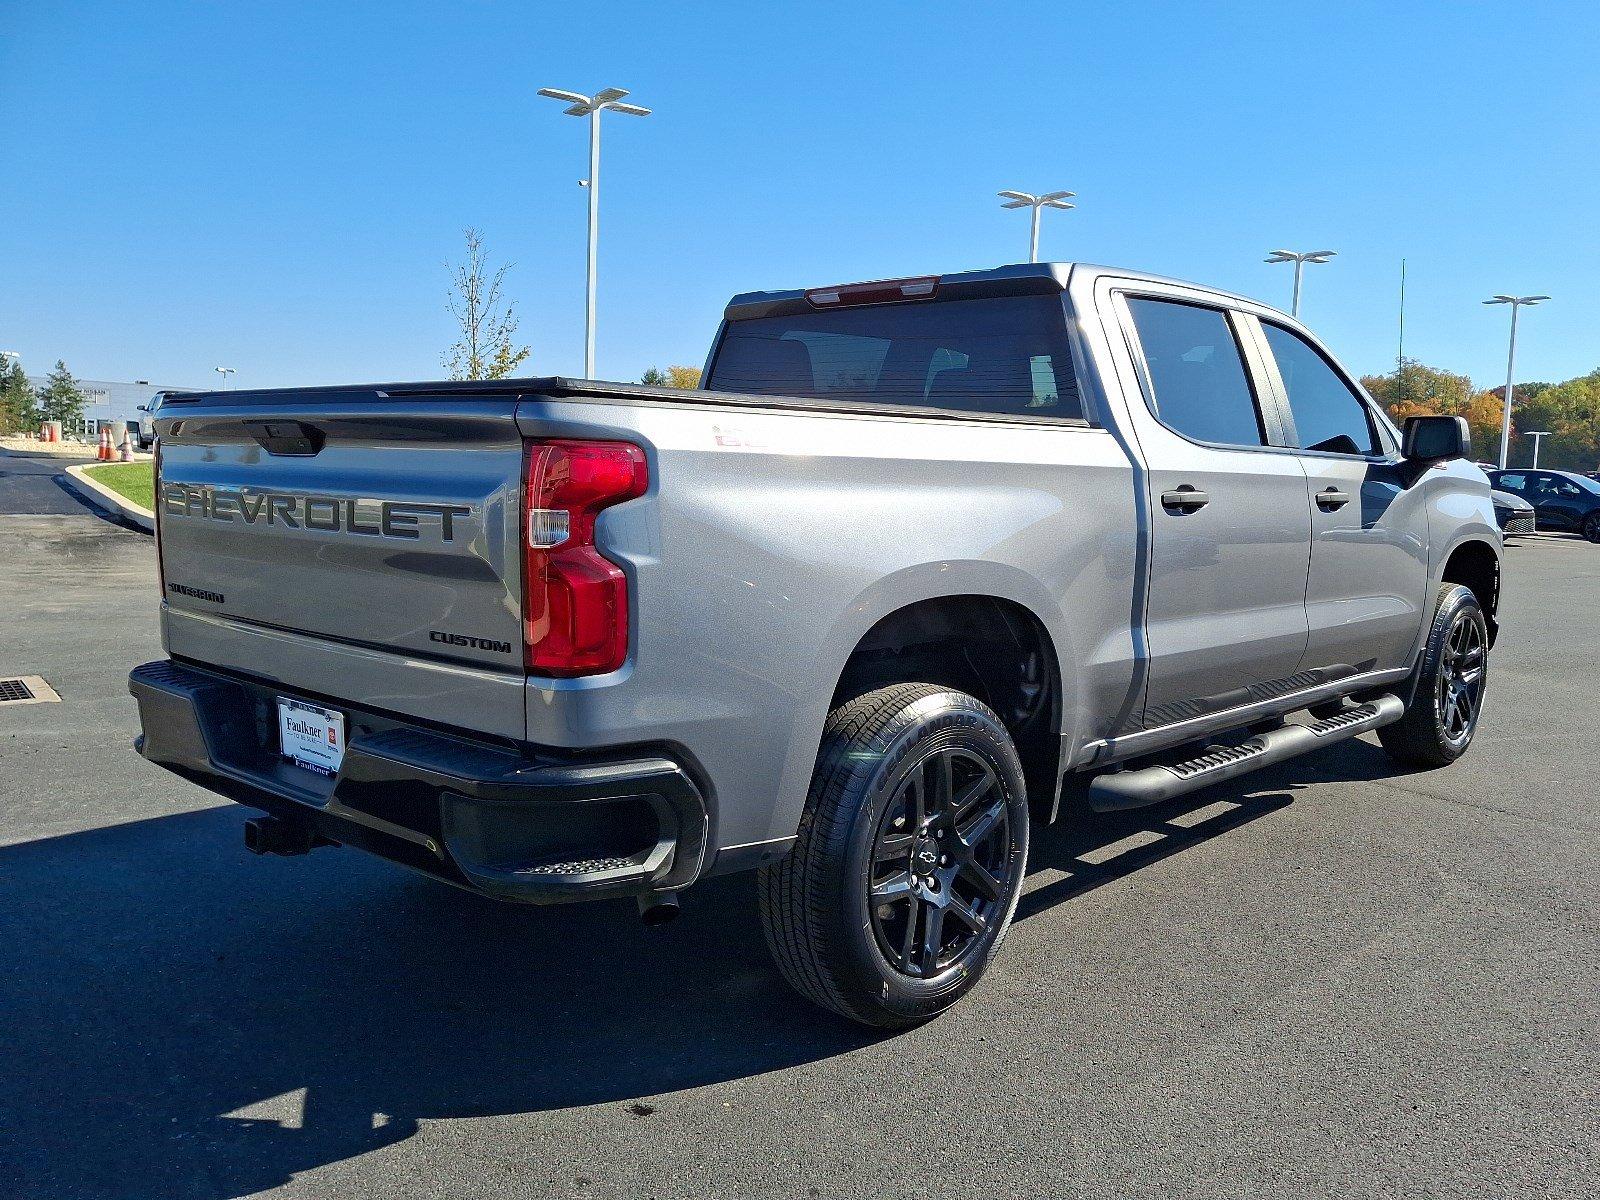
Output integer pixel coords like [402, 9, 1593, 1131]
[1087, 694, 1405, 812]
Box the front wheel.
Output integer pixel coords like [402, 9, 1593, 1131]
[758, 684, 1029, 1028]
[1378, 583, 1488, 768]
[1582, 513, 1600, 544]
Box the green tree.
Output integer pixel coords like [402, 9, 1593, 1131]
[640, 366, 668, 386]
[37, 360, 87, 427]
[442, 227, 531, 380]
[0, 355, 39, 433]
[1512, 368, 1600, 471]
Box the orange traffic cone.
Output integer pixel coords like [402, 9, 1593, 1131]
[100, 428, 113, 461]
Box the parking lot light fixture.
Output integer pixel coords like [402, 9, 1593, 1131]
[539, 86, 653, 379]
[998, 190, 1075, 263]
[214, 366, 236, 389]
[1483, 295, 1550, 470]
[1264, 249, 1337, 317]
[1524, 430, 1552, 468]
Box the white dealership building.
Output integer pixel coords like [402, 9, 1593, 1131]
[26, 376, 193, 437]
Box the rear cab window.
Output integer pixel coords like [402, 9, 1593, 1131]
[707, 295, 1084, 421]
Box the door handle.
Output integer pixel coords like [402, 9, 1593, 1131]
[1316, 487, 1352, 511]
[1160, 486, 1210, 512]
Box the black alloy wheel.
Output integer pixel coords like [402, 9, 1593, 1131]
[758, 683, 1030, 1028]
[1436, 606, 1486, 749]
[867, 746, 1015, 979]
[1379, 583, 1489, 768]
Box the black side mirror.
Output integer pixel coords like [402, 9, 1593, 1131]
[1403, 415, 1471, 463]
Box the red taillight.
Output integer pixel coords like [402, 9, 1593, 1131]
[523, 439, 648, 677]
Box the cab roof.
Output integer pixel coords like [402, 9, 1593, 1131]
[723, 262, 1277, 322]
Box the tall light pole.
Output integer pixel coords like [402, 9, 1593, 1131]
[998, 191, 1074, 263]
[214, 366, 236, 389]
[538, 86, 652, 379]
[1524, 430, 1552, 468]
[1483, 295, 1549, 470]
[1264, 249, 1336, 317]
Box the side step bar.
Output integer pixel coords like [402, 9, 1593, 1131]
[1087, 694, 1405, 813]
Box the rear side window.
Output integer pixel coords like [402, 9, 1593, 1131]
[1262, 323, 1378, 456]
[1124, 298, 1265, 447]
[1496, 473, 1527, 493]
[707, 295, 1083, 420]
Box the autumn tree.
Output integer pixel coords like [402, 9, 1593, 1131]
[442, 228, 531, 380]
[640, 365, 701, 389]
[1363, 357, 1600, 469]
[1363, 359, 1502, 459]
[1361, 358, 1474, 419]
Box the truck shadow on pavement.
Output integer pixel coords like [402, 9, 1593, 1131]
[1, 737, 1408, 1200]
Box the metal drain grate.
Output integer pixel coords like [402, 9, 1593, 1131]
[0, 676, 62, 706]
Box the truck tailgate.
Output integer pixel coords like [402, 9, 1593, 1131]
[155, 394, 526, 681]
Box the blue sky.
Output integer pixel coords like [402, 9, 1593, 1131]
[2, 1, 1596, 391]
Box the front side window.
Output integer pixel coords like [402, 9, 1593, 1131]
[1262, 323, 1378, 455]
[708, 295, 1084, 420]
[1124, 297, 1265, 447]
[1528, 474, 1566, 498]
[1550, 473, 1599, 496]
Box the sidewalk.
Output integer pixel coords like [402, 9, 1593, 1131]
[0, 434, 153, 461]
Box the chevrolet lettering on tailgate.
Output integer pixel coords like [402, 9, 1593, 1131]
[159, 482, 470, 541]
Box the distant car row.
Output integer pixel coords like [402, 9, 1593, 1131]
[1488, 469, 1600, 543]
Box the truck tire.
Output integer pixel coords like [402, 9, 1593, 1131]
[758, 683, 1029, 1028]
[1378, 583, 1488, 768]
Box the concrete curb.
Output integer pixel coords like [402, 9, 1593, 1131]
[63, 463, 155, 533]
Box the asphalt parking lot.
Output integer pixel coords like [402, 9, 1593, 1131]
[2, 456, 1596, 1200]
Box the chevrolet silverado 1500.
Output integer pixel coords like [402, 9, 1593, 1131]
[131, 262, 1501, 1027]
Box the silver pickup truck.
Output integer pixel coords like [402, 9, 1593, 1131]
[131, 262, 1501, 1027]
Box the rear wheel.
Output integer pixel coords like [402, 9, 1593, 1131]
[758, 684, 1029, 1028]
[1378, 583, 1487, 768]
[1582, 512, 1600, 544]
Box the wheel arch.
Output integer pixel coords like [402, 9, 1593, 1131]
[825, 591, 1067, 825]
[1439, 537, 1502, 645]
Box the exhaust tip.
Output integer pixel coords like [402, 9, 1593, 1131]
[637, 893, 681, 926]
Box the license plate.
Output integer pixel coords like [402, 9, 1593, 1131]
[276, 698, 345, 776]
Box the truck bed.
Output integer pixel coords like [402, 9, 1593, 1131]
[151, 377, 1140, 853]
